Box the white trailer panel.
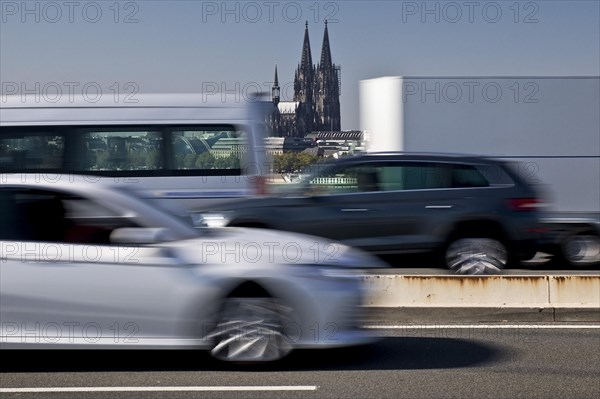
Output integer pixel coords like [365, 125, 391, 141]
[361, 76, 600, 213]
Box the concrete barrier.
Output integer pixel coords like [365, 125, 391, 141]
[362, 275, 600, 323]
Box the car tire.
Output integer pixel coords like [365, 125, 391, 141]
[444, 237, 508, 275]
[560, 233, 600, 266]
[207, 297, 292, 363]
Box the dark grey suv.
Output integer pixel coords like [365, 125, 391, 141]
[195, 153, 543, 274]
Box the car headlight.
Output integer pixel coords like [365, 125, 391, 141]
[191, 212, 233, 228]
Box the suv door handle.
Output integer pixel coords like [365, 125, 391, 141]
[425, 205, 453, 209]
[341, 208, 369, 212]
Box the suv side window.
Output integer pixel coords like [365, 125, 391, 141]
[378, 162, 490, 191]
[310, 161, 452, 194]
[309, 164, 382, 194]
[450, 164, 490, 188]
[308, 160, 491, 194]
[378, 163, 451, 191]
[309, 165, 360, 194]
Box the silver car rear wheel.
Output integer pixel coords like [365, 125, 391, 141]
[208, 297, 292, 362]
[445, 238, 508, 275]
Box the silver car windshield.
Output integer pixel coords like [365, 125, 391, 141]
[112, 186, 198, 230]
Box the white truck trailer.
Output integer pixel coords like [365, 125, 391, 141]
[360, 76, 600, 265]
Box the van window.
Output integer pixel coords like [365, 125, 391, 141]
[80, 129, 163, 172]
[0, 125, 247, 176]
[171, 127, 245, 172]
[0, 131, 64, 171]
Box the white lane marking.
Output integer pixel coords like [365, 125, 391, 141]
[0, 386, 319, 393]
[367, 324, 600, 329]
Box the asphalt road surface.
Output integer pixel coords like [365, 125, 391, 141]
[1, 326, 599, 399]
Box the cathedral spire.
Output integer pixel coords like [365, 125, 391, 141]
[272, 64, 280, 106]
[268, 22, 340, 137]
[319, 20, 332, 68]
[300, 21, 313, 71]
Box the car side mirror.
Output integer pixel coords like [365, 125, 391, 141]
[110, 227, 176, 244]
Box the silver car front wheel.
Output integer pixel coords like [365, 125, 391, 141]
[208, 297, 292, 362]
[445, 238, 508, 275]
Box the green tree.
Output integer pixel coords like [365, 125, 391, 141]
[272, 152, 318, 173]
[212, 154, 239, 169]
[195, 152, 216, 169]
[183, 154, 197, 169]
[129, 151, 145, 169]
[145, 150, 160, 169]
[95, 151, 111, 170]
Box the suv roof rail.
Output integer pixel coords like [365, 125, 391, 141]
[353, 151, 490, 158]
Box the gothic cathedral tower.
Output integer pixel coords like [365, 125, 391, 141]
[293, 21, 316, 136]
[315, 20, 341, 131]
[272, 65, 280, 107]
[271, 21, 341, 137]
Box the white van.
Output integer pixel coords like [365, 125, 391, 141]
[0, 93, 271, 210]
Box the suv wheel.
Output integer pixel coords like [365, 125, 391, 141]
[445, 238, 508, 275]
[561, 233, 600, 266]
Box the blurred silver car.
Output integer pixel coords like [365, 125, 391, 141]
[0, 175, 383, 362]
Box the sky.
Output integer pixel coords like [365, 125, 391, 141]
[1, 0, 599, 129]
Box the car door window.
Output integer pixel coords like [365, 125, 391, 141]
[0, 190, 21, 240]
[61, 196, 140, 244]
[0, 189, 138, 244]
